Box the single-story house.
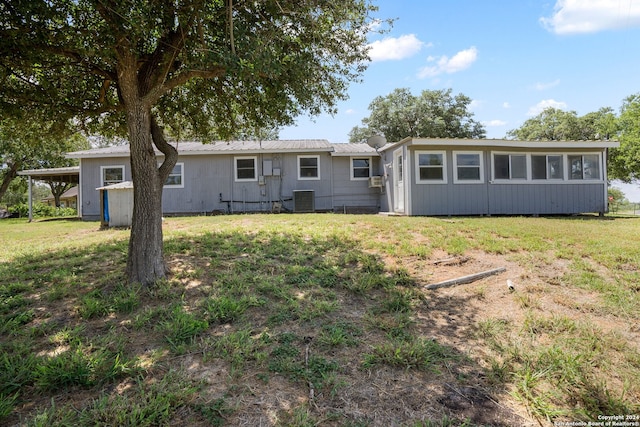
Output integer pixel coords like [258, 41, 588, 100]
[379, 138, 619, 216]
[63, 138, 618, 220]
[43, 186, 78, 209]
[66, 140, 383, 220]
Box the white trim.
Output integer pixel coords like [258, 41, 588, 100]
[163, 162, 184, 188]
[415, 150, 447, 184]
[350, 156, 372, 181]
[490, 151, 604, 183]
[491, 152, 528, 182]
[453, 151, 484, 184]
[297, 155, 321, 180]
[389, 138, 619, 150]
[100, 165, 125, 187]
[234, 156, 258, 182]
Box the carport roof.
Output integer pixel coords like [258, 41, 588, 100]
[18, 166, 80, 184]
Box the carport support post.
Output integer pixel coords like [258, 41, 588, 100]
[27, 175, 33, 222]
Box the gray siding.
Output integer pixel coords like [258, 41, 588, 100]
[331, 156, 382, 213]
[401, 146, 608, 216]
[79, 157, 132, 220]
[79, 151, 366, 219]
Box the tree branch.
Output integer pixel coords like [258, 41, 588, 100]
[150, 115, 178, 185]
[143, 67, 226, 105]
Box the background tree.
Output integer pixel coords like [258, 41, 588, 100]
[506, 107, 617, 141]
[1, 0, 376, 285]
[348, 88, 486, 142]
[0, 116, 85, 206]
[609, 94, 640, 182]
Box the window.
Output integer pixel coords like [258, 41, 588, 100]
[298, 155, 320, 180]
[351, 157, 371, 180]
[101, 165, 124, 186]
[453, 152, 483, 183]
[532, 155, 563, 180]
[493, 153, 526, 180]
[235, 156, 257, 181]
[164, 163, 184, 188]
[569, 154, 600, 180]
[416, 151, 446, 183]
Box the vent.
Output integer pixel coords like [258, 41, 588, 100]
[368, 176, 383, 188]
[293, 190, 315, 213]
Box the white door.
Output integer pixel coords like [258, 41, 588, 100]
[393, 149, 404, 212]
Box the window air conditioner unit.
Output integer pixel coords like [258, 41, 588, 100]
[293, 190, 315, 212]
[368, 176, 383, 188]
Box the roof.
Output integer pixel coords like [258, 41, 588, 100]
[96, 181, 134, 191]
[43, 186, 78, 201]
[380, 137, 620, 152]
[67, 140, 344, 158]
[18, 166, 80, 184]
[330, 143, 378, 156]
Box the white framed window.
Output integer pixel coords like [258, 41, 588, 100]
[492, 153, 527, 180]
[100, 165, 124, 186]
[568, 154, 600, 180]
[351, 157, 371, 180]
[453, 151, 483, 183]
[416, 151, 447, 183]
[235, 156, 257, 181]
[163, 162, 184, 188]
[532, 155, 563, 180]
[298, 155, 320, 180]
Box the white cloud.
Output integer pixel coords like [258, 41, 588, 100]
[344, 109, 356, 115]
[417, 46, 478, 78]
[503, 102, 511, 109]
[541, 0, 640, 34]
[535, 79, 561, 90]
[485, 120, 507, 127]
[527, 99, 568, 116]
[367, 34, 425, 62]
[469, 99, 482, 110]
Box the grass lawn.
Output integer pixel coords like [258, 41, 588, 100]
[0, 214, 639, 426]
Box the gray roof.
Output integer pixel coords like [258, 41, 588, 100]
[380, 137, 620, 152]
[67, 140, 349, 158]
[330, 143, 378, 156]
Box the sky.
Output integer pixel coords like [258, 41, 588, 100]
[278, 0, 640, 201]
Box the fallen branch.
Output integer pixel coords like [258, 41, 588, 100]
[424, 267, 506, 290]
[432, 256, 470, 266]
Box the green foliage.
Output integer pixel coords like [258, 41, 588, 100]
[159, 306, 209, 351]
[506, 107, 617, 141]
[35, 347, 133, 390]
[9, 203, 76, 219]
[349, 88, 485, 142]
[362, 338, 457, 371]
[610, 93, 640, 182]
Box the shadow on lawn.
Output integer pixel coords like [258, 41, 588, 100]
[0, 227, 526, 426]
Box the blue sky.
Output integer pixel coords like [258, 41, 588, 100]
[278, 0, 640, 201]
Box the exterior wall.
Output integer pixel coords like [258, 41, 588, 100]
[80, 150, 379, 219]
[381, 144, 609, 216]
[80, 157, 132, 220]
[331, 156, 383, 213]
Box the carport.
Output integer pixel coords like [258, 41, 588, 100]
[17, 166, 80, 221]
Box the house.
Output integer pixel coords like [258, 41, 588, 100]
[378, 138, 619, 216]
[66, 140, 383, 221]
[64, 137, 618, 221]
[43, 186, 78, 209]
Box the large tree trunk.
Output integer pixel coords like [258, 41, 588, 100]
[125, 102, 168, 285]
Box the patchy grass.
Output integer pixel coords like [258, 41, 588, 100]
[0, 214, 639, 426]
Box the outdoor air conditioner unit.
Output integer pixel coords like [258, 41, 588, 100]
[293, 190, 315, 212]
[368, 176, 383, 188]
